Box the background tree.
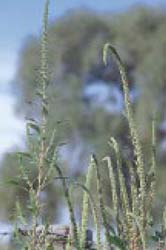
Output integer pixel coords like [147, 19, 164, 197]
[0, 6, 166, 223]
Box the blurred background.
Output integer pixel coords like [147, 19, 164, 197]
[0, 0, 166, 248]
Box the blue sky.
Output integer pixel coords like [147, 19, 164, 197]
[0, 0, 164, 51]
[0, 0, 165, 157]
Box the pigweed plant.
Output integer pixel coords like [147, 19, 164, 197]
[10, 0, 166, 249]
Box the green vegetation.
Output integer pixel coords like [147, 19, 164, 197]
[0, 0, 166, 249]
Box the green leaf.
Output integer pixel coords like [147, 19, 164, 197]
[27, 121, 40, 134]
[109, 235, 127, 250]
[17, 152, 32, 158]
[151, 235, 159, 242]
[26, 118, 36, 122]
[42, 102, 49, 115]
[6, 178, 20, 187]
[36, 90, 44, 98]
[46, 244, 54, 250]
